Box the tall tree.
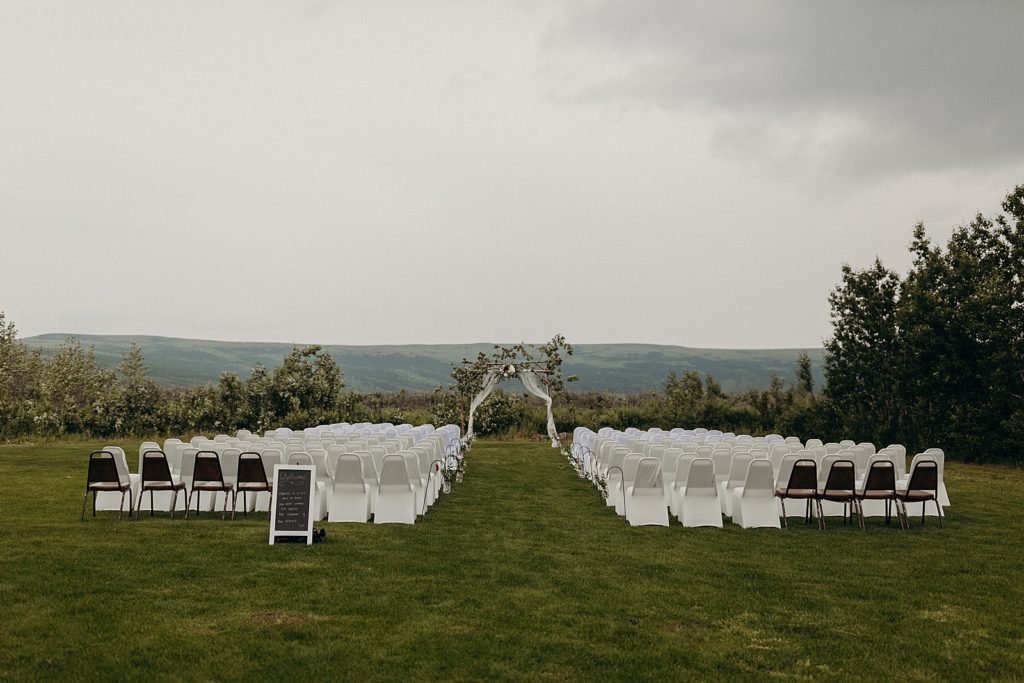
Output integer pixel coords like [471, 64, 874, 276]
[823, 259, 902, 445]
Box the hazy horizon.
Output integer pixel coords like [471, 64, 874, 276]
[21, 330, 825, 351]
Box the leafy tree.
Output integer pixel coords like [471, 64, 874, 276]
[824, 184, 1024, 461]
[271, 345, 345, 427]
[108, 344, 162, 435]
[823, 259, 902, 446]
[795, 352, 814, 394]
[216, 372, 247, 431]
[0, 312, 42, 437]
[38, 338, 113, 435]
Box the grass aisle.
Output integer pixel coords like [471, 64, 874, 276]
[1, 441, 1024, 681]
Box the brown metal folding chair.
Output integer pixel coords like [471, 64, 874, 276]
[895, 459, 944, 528]
[856, 460, 900, 529]
[819, 459, 860, 529]
[136, 450, 187, 520]
[775, 458, 821, 529]
[186, 450, 234, 520]
[80, 450, 133, 521]
[233, 451, 273, 519]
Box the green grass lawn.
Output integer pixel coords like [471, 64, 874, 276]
[1, 441, 1023, 681]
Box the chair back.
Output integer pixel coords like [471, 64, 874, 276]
[220, 448, 241, 482]
[907, 459, 939, 493]
[742, 459, 775, 498]
[784, 459, 818, 494]
[86, 450, 122, 487]
[775, 454, 799, 488]
[609, 447, 628, 472]
[193, 451, 225, 485]
[137, 441, 160, 473]
[726, 452, 753, 488]
[379, 455, 411, 488]
[357, 453, 378, 482]
[334, 454, 365, 487]
[622, 453, 643, 486]
[260, 450, 280, 483]
[140, 450, 174, 485]
[683, 458, 717, 496]
[862, 460, 897, 494]
[368, 445, 388, 473]
[326, 444, 347, 476]
[400, 452, 422, 484]
[823, 459, 856, 493]
[818, 455, 840, 488]
[288, 451, 313, 467]
[633, 458, 662, 492]
[237, 452, 269, 487]
[674, 455, 695, 489]
[711, 449, 732, 479]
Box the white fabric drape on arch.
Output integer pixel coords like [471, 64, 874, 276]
[520, 369, 559, 448]
[464, 371, 499, 444]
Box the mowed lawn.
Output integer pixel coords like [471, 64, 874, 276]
[1, 441, 1023, 681]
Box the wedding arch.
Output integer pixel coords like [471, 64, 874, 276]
[466, 360, 559, 447]
[451, 336, 576, 449]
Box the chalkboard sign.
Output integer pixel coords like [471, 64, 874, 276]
[269, 465, 315, 545]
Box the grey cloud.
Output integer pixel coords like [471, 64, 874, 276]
[543, 1, 1024, 179]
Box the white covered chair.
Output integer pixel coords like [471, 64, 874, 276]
[401, 451, 427, 515]
[254, 449, 281, 512]
[626, 457, 669, 526]
[614, 454, 643, 517]
[669, 455, 695, 518]
[374, 455, 416, 524]
[731, 460, 781, 529]
[720, 452, 753, 516]
[678, 458, 722, 528]
[328, 454, 371, 522]
[354, 451, 379, 513]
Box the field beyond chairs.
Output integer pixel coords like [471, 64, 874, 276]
[2, 440, 1024, 680]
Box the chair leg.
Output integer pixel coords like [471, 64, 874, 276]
[150, 489, 155, 517]
[117, 491, 126, 521]
[185, 490, 193, 520]
[856, 500, 865, 530]
[92, 491, 97, 517]
[816, 500, 825, 530]
[936, 499, 945, 529]
[921, 501, 926, 526]
[231, 491, 237, 521]
[136, 488, 145, 521]
[897, 499, 908, 530]
[222, 490, 228, 521]
[80, 491, 89, 522]
[780, 498, 788, 528]
[170, 489, 178, 520]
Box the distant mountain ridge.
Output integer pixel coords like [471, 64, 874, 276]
[22, 334, 825, 394]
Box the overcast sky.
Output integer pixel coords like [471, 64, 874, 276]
[3, 1, 1023, 348]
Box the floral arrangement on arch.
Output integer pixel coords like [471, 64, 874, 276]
[497, 363, 518, 379]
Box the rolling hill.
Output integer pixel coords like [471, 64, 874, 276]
[22, 334, 825, 394]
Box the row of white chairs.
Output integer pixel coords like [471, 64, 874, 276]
[570, 426, 950, 528]
[92, 422, 462, 525]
